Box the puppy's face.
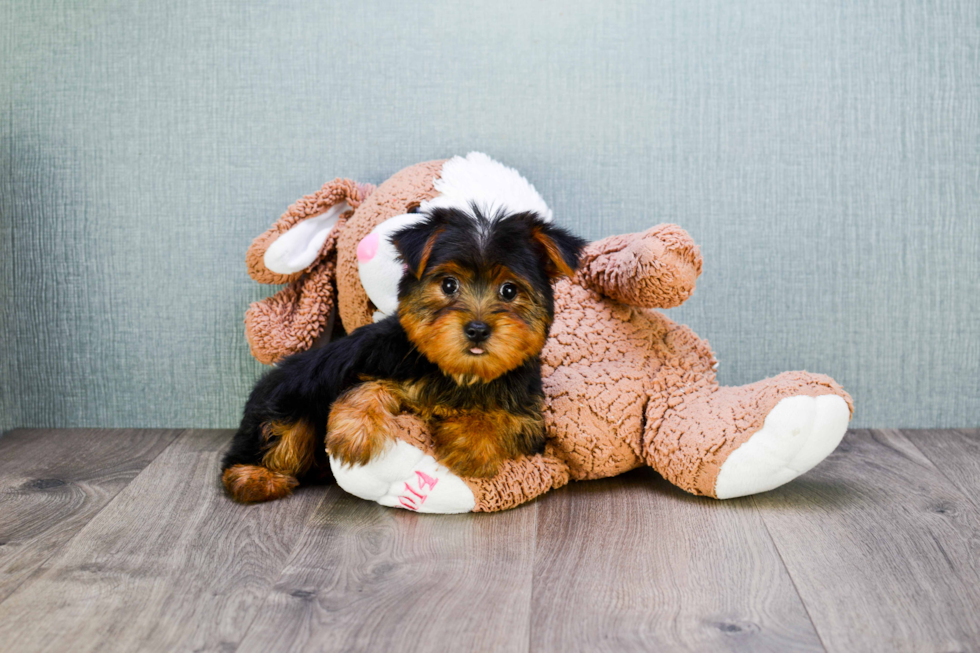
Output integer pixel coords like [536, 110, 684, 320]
[392, 207, 586, 382]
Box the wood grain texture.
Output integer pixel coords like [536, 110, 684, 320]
[907, 429, 980, 510]
[2, 429, 980, 651]
[237, 492, 537, 653]
[0, 429, 324, 653]
[530, 469, 823, 652]
[755, 429, 980, 653]
[0, 428, 181, 603]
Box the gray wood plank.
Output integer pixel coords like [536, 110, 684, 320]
[0, 428, 182, 604]
[0, 429, 323, 653]
[754, 429, 980, 653]
[530, 469, 823, 652]
[236, 491, 537, 653]
[906, 429, 980, 511]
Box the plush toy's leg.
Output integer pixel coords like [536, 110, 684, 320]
[329, 415, 571, 513]
[645, 372, 853, 499]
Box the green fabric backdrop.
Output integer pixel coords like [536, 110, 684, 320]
[2, 0, 978, 430]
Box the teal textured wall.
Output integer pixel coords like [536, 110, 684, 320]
[1, 0, 978, 430]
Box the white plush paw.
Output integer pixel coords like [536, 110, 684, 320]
[714, 394, 850, 499]
[329, 440, 476, 513]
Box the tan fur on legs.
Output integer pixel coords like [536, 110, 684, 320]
[327, 380, 405, 466]
[222, 420, 316, 504]
[222, 464, 299, 503]
[261, 420, 317, 476]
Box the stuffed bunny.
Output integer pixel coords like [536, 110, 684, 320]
[243, 152, 853, 513]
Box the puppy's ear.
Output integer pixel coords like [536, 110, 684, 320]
[531, 222, 588, 279]
[390, 217, 443, 279]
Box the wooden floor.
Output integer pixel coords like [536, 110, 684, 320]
[0, 429, 978, 652]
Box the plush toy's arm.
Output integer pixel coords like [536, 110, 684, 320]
[461, 445, 571, 512]
[577, 224, 703, 309]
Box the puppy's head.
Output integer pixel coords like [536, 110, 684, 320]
[392, 206, 586, 382]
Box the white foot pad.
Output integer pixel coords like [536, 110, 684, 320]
[714, 394, 850, 499]
[329, 440, 476, 513]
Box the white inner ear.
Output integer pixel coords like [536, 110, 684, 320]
[263, 201, 349, 274]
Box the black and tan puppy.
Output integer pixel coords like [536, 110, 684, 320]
[222, 206, 585, 503]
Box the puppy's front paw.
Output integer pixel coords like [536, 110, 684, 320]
[326, 418, 391, 467]
[326, 382, 401, 467]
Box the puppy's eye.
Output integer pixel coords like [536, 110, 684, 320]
[499, 282, 518, 301]
[441, 277, 459, 296]
[407, 205, 421, 214]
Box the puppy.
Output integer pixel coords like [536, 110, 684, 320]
[222, 206, 585, 503]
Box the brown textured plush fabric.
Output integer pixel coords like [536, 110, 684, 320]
[335, 160, 445, 331]
[463, 446, 571, 512]
[244, 257, 339, 364]
[244, 159, 854, 509]
[577, 224, 703, 308]
[649, 371, 853, 496]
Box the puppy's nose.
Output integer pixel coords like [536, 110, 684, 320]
[464, 321, 491, 343]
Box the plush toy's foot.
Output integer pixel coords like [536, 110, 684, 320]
[647, 371, 853, 498]
[714, 394, 850, 499]
[329, 440, 476, 513]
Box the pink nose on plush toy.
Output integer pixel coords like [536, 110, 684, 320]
[357, 233, 379, 262]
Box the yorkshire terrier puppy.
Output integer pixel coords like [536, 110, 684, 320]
[222, 206, 585, 503]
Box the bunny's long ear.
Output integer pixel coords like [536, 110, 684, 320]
[246, 179, 375, 284]
[243, 178, 375, 364]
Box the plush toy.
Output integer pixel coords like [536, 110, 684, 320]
[244, 153, 853, 513]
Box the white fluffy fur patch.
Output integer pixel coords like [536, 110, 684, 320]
[421, 152, 553, 221]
